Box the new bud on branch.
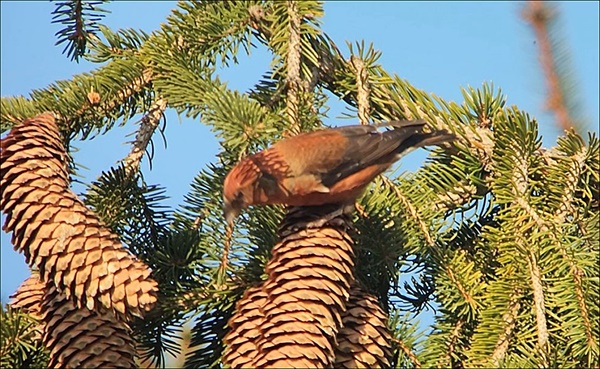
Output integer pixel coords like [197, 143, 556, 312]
[223, 120, 455, 224]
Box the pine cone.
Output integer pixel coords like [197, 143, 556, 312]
[1, 113, 158, 319]
[9, 273, 46, 341]
[9, 272, 46, 319]
[223, 205, 356, 368]
[334, 284, 393, 368]
[222, 286, 267, 367]
[42, 284, 136, 368]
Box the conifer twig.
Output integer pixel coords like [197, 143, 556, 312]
[382, 176, 435, 246]
[446, 266, 476, 309]
[553, 147, 587, 224]
[393, 336, 421, 368]
[350, 55, 371, 125]
[43, 67, 154, 135]
[122, 97, 167, 176]
[445, 319, 465, 367]
[491, 290, 522, 366]
[522, 1, 575, 131]
[513, 152, 549, 361]
[527, 250, 549, 366]
[517, 148, 596, 353]
[218, 223, 234, 285]
[285, 0, 302, 136]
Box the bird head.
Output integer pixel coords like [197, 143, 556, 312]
[223, 158, 261, 225]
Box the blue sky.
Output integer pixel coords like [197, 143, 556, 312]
[1, 2, 598, 305]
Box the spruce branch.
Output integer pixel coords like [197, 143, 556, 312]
[522, 1, 581, 132]
[445, 264, 477, 312]
[51, 0, 109, 61]
[196, 11, 251, 46]
[511, 140, 550, 362]
[121, 97, 167, 176]
[446, 318, 466, 367]
[552, 146, 588, 225]
[491, 109, 551, 363]
[162, 1, 258, 67]
[491, 290, 521, 366]
[570, 265, 596, 354]
[86, 25, 150, 63]
[0, 302, 48, 368]
[527, 250, 549, 364]
[382, 176, 435, 246]
[515, 145, 596, 356]
[393, 336, 422, 368]
[285, 0, 302, 135]
[349, 55, 371, 125]
[521, 197, 597, 358]
[89, 66, 153, 120]
[433, 180, 478, 213]
[218, 224, 235, 286]
[0, 64, 154, 140]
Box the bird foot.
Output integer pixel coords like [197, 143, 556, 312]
[279, 203, 355, 235]
[304, 206, 349, 228]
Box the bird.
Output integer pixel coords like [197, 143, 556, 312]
[223, 120, 455, 225]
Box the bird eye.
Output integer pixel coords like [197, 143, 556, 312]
[235, 190, 244, 200]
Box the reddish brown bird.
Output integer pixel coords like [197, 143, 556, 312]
[223, 120, 454, 224]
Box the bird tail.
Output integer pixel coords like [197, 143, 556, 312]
[386, 120, 455, 153]
[405, 130, 456, 148]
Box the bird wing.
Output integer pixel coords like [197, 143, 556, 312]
[252, 120, 453, 194]
[320, 120, 452, 187]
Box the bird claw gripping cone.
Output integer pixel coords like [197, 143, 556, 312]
[223, 120, 455, 224]
[277, 203, 356, 234]
[1, 113, 158, 320]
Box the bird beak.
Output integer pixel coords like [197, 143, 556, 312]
[223, 201, 240, 226]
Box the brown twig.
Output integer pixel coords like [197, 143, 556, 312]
[512, 152, 549, 362]
[491, 289, 522, 366]
[350, 55, 371, 125]
[522, 1, 574, 131]
[445, 319, 465, 368]
[122, 97, 167, 176]
[218, 223, 234, 285]
[285, 0, 302, 136]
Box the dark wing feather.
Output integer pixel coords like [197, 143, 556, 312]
[321, 120, 453, 187]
